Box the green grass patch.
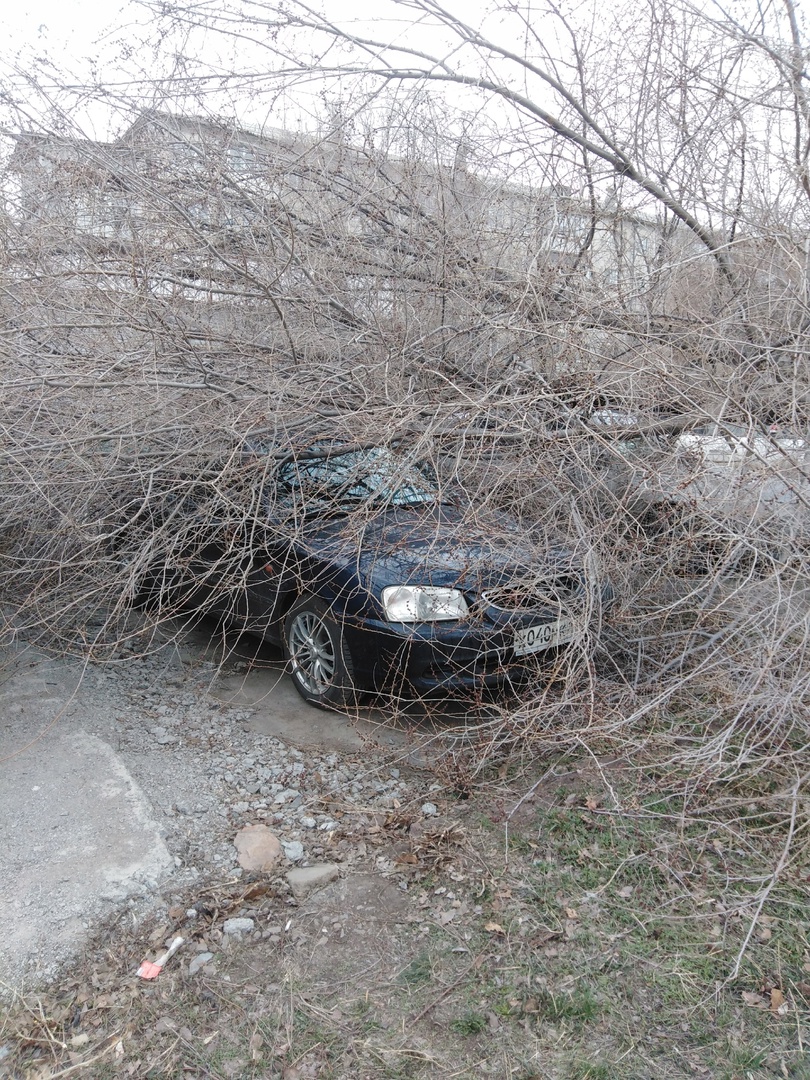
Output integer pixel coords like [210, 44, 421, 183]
[398, 952, 434, 987]
[450, 1010, 488, 1035]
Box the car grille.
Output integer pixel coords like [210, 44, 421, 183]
[481, 576, 581, 614]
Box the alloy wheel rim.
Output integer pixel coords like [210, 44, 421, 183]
[288, 611, 337, 695]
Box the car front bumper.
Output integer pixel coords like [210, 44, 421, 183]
[341, 610, 585, 695]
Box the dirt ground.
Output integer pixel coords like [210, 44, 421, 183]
[2, 616, 810, 1079]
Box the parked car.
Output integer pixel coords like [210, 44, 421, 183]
[620, 419, 810, 574]
[675, 421, 807, 465]
[122, 441, 610, 708]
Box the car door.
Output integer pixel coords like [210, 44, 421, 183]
[239, 473, 300, 642]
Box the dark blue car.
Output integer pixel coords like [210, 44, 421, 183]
[134, 443, 604, 708]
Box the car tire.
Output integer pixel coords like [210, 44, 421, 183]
[283, 595, 357, 709]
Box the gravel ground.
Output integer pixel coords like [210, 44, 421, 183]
[1, 626, 442, 994]
[105, 645, 440, 872]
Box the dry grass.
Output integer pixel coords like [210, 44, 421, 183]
[3, 751, 810, 1080]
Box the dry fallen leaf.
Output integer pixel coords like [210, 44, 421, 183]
[565, 907, 579, 919]
[249, 1032, 263, 1061]
[484, 921, 505, 934]
[742, 991, 770, 1009]
[770, 988, 786, 1012]
[585, 797, 599, 811]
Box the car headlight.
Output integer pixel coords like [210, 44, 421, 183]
[381, 585, 469, 622]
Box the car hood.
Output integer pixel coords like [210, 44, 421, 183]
[298, 503, 575, 596]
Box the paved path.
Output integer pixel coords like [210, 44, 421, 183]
[0, 644, 172, 992]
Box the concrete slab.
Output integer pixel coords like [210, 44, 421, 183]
[0, 647, 172, 991]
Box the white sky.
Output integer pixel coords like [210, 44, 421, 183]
[1, 0, 558, 142]
[3, 0, 151, 137]
[6, 0, 136, 64]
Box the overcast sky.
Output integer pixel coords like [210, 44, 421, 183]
[7, 0, 135, 63]
[2, 0, 543, 140]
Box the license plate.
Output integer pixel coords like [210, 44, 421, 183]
[513, 617, 575, 657]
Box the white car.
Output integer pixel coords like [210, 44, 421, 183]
[675, 422, 806, 466]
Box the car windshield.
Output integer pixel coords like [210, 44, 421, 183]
[277, 446, 438, 510]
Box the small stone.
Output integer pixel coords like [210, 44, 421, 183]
[223, 917, 255, 936]
[300, 816, 317, 829]
[282, 840, 305, 862]
[189, 951, 214, 975]
[274, 788, 300, 805]
[234, 824, 283, 871]
[286, 863, 340, 900]
[421, 802, 438, 817]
